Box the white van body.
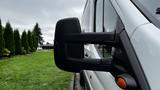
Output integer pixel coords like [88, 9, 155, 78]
[80, 0, 160, 90]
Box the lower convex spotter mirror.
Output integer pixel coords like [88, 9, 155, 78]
[54, 18, 115, 72]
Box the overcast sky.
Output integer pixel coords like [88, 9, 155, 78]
[0, 0, 86, 44]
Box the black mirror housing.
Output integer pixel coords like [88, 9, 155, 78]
[54, 18, 84, 72]
[54, 18, 115, 72]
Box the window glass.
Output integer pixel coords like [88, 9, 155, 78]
[81, 0, 90, 32]
[103, 0, 118, 58]
[95, 0, 103, 57]
[104, 0, 118, 32]
[95, 0, 103, 32]
[95, 0, 118, 58]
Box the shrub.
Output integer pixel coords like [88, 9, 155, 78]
[21, 47, 26, 55]
[28, 47, 32, 53]
[32, 47, 36, 52]
[2, 48, 11, 57]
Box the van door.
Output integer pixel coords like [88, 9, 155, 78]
[82, 0, 122, 90]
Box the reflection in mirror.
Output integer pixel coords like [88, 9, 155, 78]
[96, 44, 112, 58]
[84, 44, 112, 59]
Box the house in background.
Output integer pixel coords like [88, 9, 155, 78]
[41, 42, 54, 49]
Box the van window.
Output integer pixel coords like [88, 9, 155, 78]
[104, 0, 118, 32]
[81, 0, 90, 32]
[103, 0, 118, 58]
[95, 0, 103, 32]
[95, 0, 118, 58]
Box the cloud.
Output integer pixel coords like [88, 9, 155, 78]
[0, 0, 86, 44]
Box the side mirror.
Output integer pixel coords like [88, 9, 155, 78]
[54, 18, 115, 72]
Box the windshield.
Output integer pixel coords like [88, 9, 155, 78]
[137, 0, 160, 20]
[133, 0, 160, 28]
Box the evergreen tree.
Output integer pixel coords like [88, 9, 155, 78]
[33, 23, 44, 45]
[3, 22, 15, 55]
[21, 31, 29, 53]
[27, 30, 34, 52]
[0, 19, 4, 56]
[14, 29, 21, 55]
[32, 31, 38, 50]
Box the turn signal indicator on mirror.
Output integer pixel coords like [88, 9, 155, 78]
[117, 78, 127, 89]
[116, 74, 137, 89]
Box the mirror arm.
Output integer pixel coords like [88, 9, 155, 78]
[65, 32, 116, 46]
[67, 57, 113, 71]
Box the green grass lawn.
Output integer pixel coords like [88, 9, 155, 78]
[0, 50, 72, 90]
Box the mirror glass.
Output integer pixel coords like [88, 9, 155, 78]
[84, 44, 112, 59]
